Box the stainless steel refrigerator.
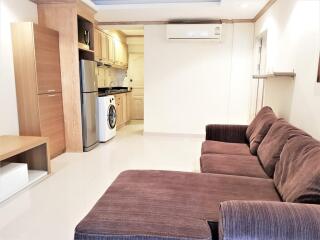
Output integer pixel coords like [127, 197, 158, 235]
[80, 60, 99, 152]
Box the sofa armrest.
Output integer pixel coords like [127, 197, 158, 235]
[206, 124, 248, 143]
[219, 201, 320, 240]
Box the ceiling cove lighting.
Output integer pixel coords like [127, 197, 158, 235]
[92, 0, 221, 5]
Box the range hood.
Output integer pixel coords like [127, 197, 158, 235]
[97, 61, 112, 68]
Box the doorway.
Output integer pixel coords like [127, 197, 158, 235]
[127, 53, 144, 120]
[108, 25, 145, 130]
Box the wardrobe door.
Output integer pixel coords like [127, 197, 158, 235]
[34, 25, 62, 94]
[38, 93, 66, 158]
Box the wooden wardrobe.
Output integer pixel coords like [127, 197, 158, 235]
[11, 22, 66, 159]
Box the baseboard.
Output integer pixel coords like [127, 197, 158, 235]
[143, 131, 205, 139]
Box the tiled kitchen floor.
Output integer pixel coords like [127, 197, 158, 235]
[0, 121, 203, 240]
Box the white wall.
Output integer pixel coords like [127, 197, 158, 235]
[0, 0, 38, 135]
[127, 36, 144, 54]
[255, 0, 320, 139]
[144, 23, 254, 135]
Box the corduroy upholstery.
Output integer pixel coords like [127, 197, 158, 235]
[200, 154, 269, 179]
[246, 107, 277, 155]
[201, 141, 251, 156]
[75, 171, 280, 240]
[219, 201, 320, 240]
[206, 124, 248, 143]
[75, 106, 320, 240]
[257, 119, 308, 177]
[274, 135, 320, 203]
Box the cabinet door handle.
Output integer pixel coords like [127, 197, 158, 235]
[48, 90, 56, 93]
[48, 94, 56, 97]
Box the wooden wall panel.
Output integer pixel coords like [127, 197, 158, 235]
[11, 23, 41, 136]
[38, 93, 66, 158]
[37, 3, 83, 152]
[34, 25, 62, 94]
[77, 1, 96, 23]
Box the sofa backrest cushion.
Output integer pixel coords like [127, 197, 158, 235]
[246, 106, 277, 155]
[274, 135, 320, 203]
[257, 119, 308, 177]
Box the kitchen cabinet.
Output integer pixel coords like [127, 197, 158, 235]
[121, 42, 128, 67]
[115, 92, 132, 130]
[115, 95, 123, 129]
[101, 33, 108, 62]
[11, 22, 66, 159]
[108, 35, 115, 63]
[114, 40, 128, 68]
[126, 91, 132, 122]
[114, 39, 121, 66]
[94, 28, 102, 62]
[95, 28, 128, 69]
[94, 28, 117, 65]
[104, 34, 116, 65]
[122, 93, 127, 123]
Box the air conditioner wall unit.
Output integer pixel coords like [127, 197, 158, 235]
[166, 24, 222, 41]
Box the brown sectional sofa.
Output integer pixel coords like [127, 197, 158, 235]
[201, 107, 278, 179]
[75, 171, 280, 240]
[75, 107, 320, 240]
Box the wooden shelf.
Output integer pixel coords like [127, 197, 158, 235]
[253, 72, 296, 79]
[78, 43, 94, 53]
[0, 136, 50, 203]
[0, 136, 48, 162]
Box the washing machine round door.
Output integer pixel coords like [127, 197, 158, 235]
[108, 105, 117, 129]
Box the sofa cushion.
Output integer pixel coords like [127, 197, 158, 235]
[206, 124, 248, 143]
[201, 141, 251, 156]
[75, 170, 281, 240]
[219, 201, 320, 240]
[201, 154, 269, 179]
[274, 135, 320, 203]
[257, 119, 308, 177]
[246, 106, 277, 155]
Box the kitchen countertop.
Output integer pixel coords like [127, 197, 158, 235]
[98, 88, 132, 97]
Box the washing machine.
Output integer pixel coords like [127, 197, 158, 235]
[98, 95, 117, 142]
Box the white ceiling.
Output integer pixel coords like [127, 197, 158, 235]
[93, 0, 221, 4]
[93, 0, 269, 22]
[120, 29, 145, 36]
[100, 25, 144, 36]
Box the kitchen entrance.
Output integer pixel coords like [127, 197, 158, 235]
[96, 24, 145, 132]
[127, 52, 144, 120]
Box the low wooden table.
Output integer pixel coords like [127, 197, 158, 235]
[0, 136, 50, 202]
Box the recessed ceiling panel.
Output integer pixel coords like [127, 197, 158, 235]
[94, 0, 270, 22]
[93, 0, 221, 5]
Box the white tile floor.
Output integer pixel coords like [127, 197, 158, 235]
[0, 122, 203, 240]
